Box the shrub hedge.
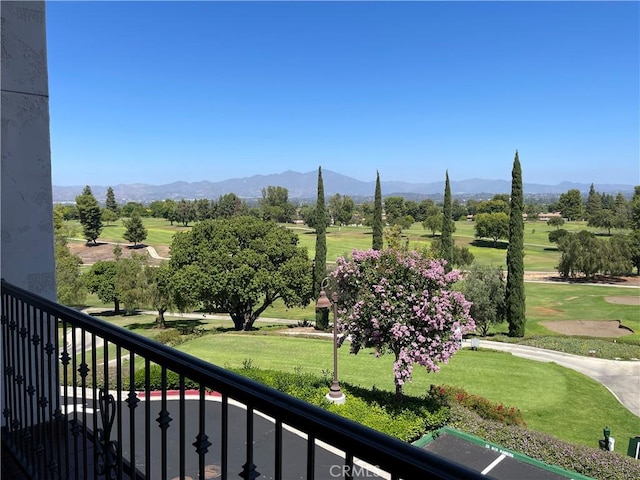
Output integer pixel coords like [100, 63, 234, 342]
[131, 365, 638, 479]
[448, 405, 640, 480]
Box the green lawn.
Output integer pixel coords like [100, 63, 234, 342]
[67, 217, 190, 249]
[67, 217, 632, 273]
[176, 333, 640, 450]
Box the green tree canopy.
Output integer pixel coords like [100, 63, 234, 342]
[314, 167, 328, 330]
[260, 186, 296, 223]
[372, 172, 383, 250]
[76, 185, 103, 244]
[441, 171, 454, 271]
[458, 264, 506, 336]
[169, 216, 313, 331]
[217, 193, 248, 219]
[101, 208, 118, 225]
[105, 186, 118, 213]
[328, 193, 355, 226]
[54, 214, 86, 306]
[557, 231, 603, 279]
[558, 189, 583, 221]
[84, 260, 121, 313]
[505, 151, 525, 338]
[123, 212, 148, 246]
[422, 211, 444, 236]
[146, 262, 176, 328]
[631, 186, 640, 231]
[547, 216, 565, 229]
[383, 196, 406, 226]
[175, 199, 196, 226]
[474, 212, 509, 247]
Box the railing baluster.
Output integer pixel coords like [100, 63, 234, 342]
[24, 303, 35, 475]
[1, 294, 12, 445]
[274, 418, 282, 480]
[70, 324, 79, 480]
[307, 432, 315, 480]
[81, 328, 88, 478]
[36, 309, 47, 478]
[127, 351, 138, 479]
[33, 307, 45, 478]
[221, 393, 228, 479]
[193, 385, 210, 480]
[49, 311, 61, 479]
[345, 452, 354, 480]
[92, 333, 99, 478]
[19, 299, 29, 470]
[102, 338, 109, 477]
[60, 317, 70, 479]
[116, 344, 123, 479]
[145, 358, 151, 480]
[158, 366, 172, 480]
[240, 405, 259, 480]
[179, 375, 186, 479]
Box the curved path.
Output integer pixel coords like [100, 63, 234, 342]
[465, 339, 640, 417]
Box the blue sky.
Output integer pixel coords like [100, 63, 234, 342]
[47, 1, 639, 187]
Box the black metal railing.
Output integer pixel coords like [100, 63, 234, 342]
[1, 279, 487, 479]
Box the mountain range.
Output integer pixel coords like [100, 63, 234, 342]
[52, 170, 635, 203]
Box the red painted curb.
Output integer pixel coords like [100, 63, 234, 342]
[136, 389, 221, 399]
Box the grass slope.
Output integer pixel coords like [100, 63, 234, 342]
[176, 334, 640, 450]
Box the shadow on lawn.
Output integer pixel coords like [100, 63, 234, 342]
[340, 382, 442, 413]
[124, 319, 206, 330]
[471, 239, 508, 249]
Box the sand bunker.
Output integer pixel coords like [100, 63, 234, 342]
[540, 320, 633, 337]
[605, 296, 640, 306]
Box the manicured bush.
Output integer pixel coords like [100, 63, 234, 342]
[153, 329, 183, 346]
[133, 364, 200, 390]
[429, 384, 526, 426]
[235, 366, 448, 442]
[448, 405, 640, 480]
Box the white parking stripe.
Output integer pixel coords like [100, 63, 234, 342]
[481, 454, 506, 475]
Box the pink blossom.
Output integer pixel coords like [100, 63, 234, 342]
[332, 247, 475, 396]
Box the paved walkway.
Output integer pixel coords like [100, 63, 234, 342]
[466, 339, 640, 417]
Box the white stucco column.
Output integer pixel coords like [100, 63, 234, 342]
[1, 1, 56, 301]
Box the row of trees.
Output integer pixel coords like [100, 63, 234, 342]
[56, 158, 529, 399]
[63, 183, 636, 249]
[549, 187, 640, 278]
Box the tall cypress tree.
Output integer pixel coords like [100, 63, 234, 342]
[441, 171, 454, 271]
[314, 167, 329, 329]
[372, 171, 383, 250]
[506, 151, 526, 337]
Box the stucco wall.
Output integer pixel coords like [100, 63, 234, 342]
[1, 1, 56, 300]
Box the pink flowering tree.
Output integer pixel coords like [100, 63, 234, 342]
[332, 248, 475, 398]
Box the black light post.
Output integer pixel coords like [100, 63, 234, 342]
[316, 279, 345, 404]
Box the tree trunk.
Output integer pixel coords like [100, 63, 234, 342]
[230, 313, 244, 331]
[114, 298, 120, 314]
[243, 312, 257, 331]
[393, 351, 403, 401]
[156, 308, 166, 329]
[395, 383, 403, 400]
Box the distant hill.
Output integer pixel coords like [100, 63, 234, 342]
[52, 170, 635, 203]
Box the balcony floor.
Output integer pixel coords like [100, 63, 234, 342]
[2, 441, 30, 479]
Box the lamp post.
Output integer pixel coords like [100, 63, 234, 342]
[316, 279, 345, 404]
